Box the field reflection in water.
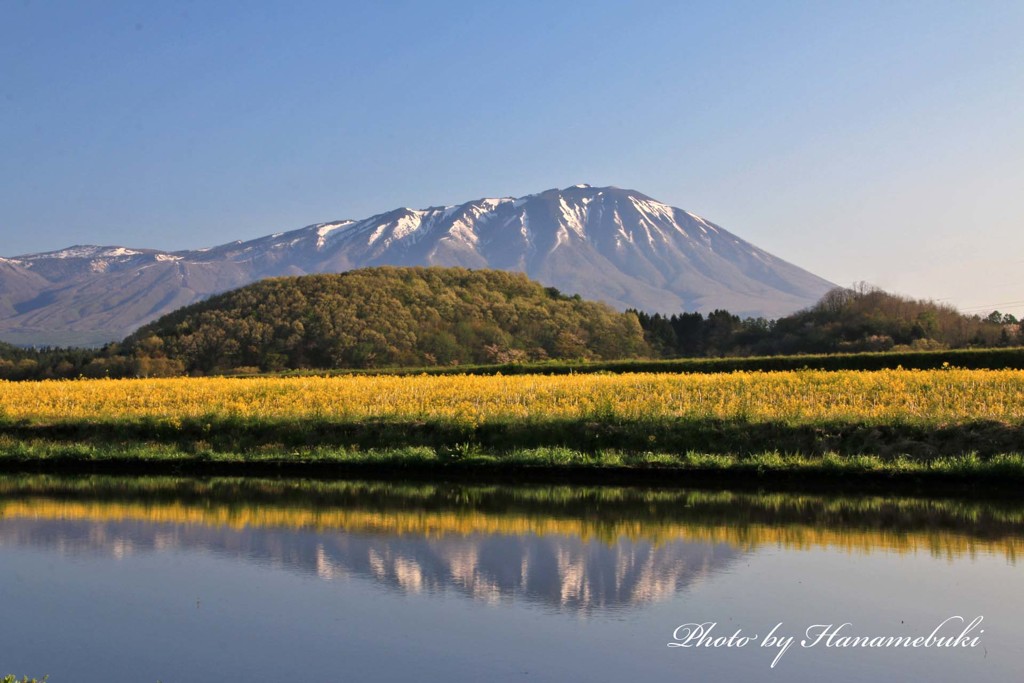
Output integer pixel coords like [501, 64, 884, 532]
[0, 475, 1021, 682]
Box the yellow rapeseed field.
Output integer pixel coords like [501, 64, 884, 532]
[1, 369, 1023, 425]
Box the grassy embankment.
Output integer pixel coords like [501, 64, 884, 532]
[1, 368, 1023, 487]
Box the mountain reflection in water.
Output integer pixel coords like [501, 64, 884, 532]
[0, 475, 1020, 614]
[0, 517, 738, 612]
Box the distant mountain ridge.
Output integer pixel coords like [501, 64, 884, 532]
[0, 185, 834, 346]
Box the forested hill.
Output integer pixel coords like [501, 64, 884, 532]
[124, 267, 649, 373]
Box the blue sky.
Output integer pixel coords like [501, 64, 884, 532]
[3, 1, 1023, 315]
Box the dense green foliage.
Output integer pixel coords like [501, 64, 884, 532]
[0, 339, 101, 380]
[1, 272, 1021, 379]
[121, 267, 648, 374]
[634, 284, 1022, 357]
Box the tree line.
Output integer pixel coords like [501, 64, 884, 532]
[0, 274, 1020, 380]
[630, 283, 1021, 357]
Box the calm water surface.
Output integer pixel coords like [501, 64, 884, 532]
[0, 476, 1021, 682]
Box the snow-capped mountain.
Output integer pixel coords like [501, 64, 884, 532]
[0, 185, 834, 346]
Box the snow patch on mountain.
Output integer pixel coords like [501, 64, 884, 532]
[392, 212, 425, 241]
[558, 197, 588, 239]
[685, 211, 719, 235]
[315, 221, 355, 249]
